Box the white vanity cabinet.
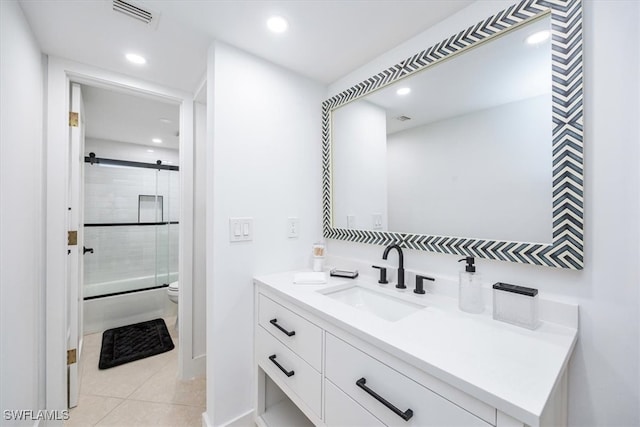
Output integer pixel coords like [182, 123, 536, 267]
[325, 333, 493, 426]
[258, 293, 322, 371]
[255, 293, 323, 425]
[255, 288, 498, 427]
[254, 275, 575, 427]
[324, 379, 386, 427]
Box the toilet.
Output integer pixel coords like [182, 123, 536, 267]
[167, 281, 179, 330]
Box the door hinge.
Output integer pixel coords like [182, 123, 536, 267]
[68, 230, 78, 246]
[67, 348, 77, 365]
[69, 112, 79, 127]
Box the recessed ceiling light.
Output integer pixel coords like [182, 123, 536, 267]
[396, 87, 411, 96]
[152, 138, 163, 144]
[159, 118, 172, 124]
[125, 53, 146, 65]
[525, 30, 551, 45]
[267, 16, 288, 33]
[147, 149, 154, 153]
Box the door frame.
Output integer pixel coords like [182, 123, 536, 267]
[45, 56, 197, 413]
[67, 82, 85, 408]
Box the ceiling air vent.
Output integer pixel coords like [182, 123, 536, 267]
[396, 115, 412, 122]
[113, 0, 154, 24]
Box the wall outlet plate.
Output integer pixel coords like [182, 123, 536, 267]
[372, 213, 383, 230]
[287, 217, 299, 238]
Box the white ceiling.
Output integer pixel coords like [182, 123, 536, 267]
[19, 0, 474, 93]
[82, 85, 180, 149]
[20, 0, 475, 152]
[360, 15, 552, 134]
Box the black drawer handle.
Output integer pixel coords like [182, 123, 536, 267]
[270, 318, 296, 337]
[356, 377, 413, 421]
[269, 354, 295, 377]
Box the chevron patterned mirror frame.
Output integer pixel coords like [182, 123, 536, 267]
[322, 0, 583, 269]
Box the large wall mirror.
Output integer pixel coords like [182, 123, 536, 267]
[322, 0, 583, 269]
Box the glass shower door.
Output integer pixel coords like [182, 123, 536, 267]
[155, 168, 179, 287]
[83, 160, 179, 299]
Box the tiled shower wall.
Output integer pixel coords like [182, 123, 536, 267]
[83, 143, 179, 298]
[84, 164, 179, 223]
[83, 225, 178, 297]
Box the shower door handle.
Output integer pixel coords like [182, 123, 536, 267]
[83, 246, 94, 255]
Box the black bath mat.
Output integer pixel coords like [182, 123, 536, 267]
[99, 318, 174, 369]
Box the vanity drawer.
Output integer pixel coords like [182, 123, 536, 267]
[326, 333, 492, 427]
[256, 325, 322, 418]
[258, 293, 322, 371]
[325, 379, 385, 427]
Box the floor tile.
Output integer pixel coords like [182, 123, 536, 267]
[82, 330, 103, 351]
[164, 315, 178, 338]
[129, 364, 206, 407]
[95, 400, 204, 427]
[80, 343, 177, 399]
[64, 395, 123, 427]
[72, 316, 204, 426]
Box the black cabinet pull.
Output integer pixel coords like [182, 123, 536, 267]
[268, 354, 294, 377]
[356, 377, 413, 421]
[270, 318, 295, 337]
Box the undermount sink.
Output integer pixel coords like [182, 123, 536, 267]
[320, 284, 424, 322]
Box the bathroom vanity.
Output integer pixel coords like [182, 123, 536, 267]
[253, 0, 583, 424]
[253, 271, 577, 427]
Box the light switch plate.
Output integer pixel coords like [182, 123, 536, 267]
[229, 217, 253, 242]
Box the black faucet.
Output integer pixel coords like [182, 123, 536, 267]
[371, 265, 389, 284]
[414, 274, 435, 294]
[382, 244, 405, 289]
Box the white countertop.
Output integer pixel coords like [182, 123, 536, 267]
[254, 270, 578, 426]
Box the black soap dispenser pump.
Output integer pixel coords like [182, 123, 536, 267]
[458, 257, 483, 313]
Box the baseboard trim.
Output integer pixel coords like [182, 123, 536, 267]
[182, 354, 206, 380]
[202, 411, 213, 427]
[221, 409, 254, 427]
[193, 354, 206, 376]
[201, 409, 254, 427]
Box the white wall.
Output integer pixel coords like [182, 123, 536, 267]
[332, 100, 388, 230]
[387, 95, 552, 241]
[205, 41, 325, 426]
[0, 0, 45, 424]
[192, 101, 207, 360]
[327, 1, 640, 425]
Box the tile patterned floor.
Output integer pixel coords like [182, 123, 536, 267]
[64, 317, 206, 427]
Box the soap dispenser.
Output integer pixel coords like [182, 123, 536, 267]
[458, 257, 483, 314]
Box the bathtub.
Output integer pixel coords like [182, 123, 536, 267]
[83, 273, 178, 334]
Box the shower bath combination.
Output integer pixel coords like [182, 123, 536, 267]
[82, 152, 180, 334]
